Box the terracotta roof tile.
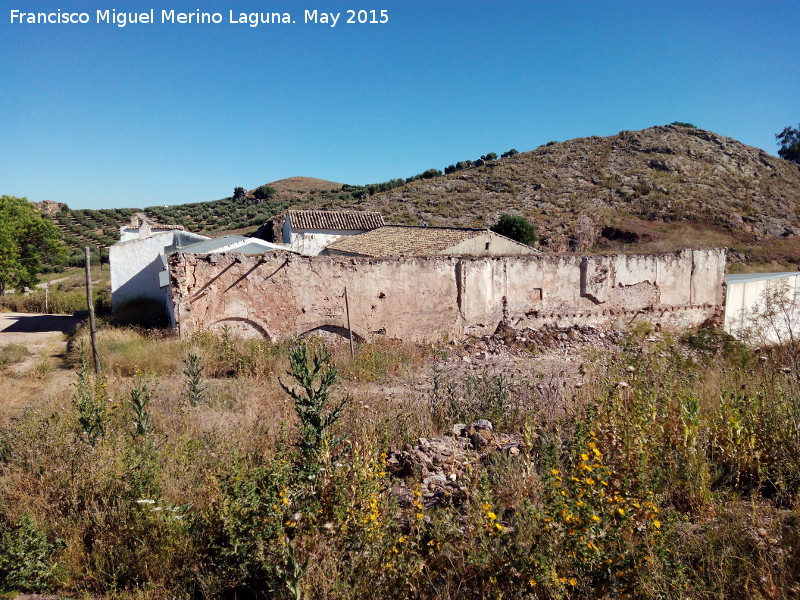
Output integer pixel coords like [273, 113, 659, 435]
[150, 224, 185, 231]
[325, 226, 486, 257]
[287, 210, 384, 231]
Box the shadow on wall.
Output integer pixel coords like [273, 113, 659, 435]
[299, 324, 366, 343]
[110, 298, 170, 328]
[112, 256, 168, 311]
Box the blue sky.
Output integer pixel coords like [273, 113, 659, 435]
[2, 0, 798, 209]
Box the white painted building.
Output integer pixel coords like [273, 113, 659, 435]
[110, 230, 209, 310]
[279, 210, 385, 255]
[111, 230, 298, 313]
[118, 215, 187, 243]
[724, 271, 800, 345]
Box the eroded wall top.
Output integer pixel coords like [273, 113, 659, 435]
[168, 249, 726, 342]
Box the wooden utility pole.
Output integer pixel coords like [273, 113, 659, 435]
[84, 247, 101, 373]
[344, 287, 354, 358]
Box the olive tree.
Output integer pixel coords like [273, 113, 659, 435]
[0, 195, 68, 295]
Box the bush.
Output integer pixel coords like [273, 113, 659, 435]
[776, 124, 800, 164]
[280, 341, 349, 473]
[0, 515, 63, 592]
[0, 343, 30, 365]
[253, 185, 277, 200]
[490, 213, 538, 246]
[670, 121, 698, 129]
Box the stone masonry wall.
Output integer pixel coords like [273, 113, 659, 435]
[167, 249, 726, 342]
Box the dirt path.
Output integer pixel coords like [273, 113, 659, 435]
[0, 312, 83, 418]
[0, 312, 81, 345]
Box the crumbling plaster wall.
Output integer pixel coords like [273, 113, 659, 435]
[167, 248, 726, 342]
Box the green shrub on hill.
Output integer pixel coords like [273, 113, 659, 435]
[491, 213, 538, 246]
[253, 185, 277, 200]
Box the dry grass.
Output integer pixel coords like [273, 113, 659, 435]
[75, 328, 187, 376]
[1, 326, 799, 598]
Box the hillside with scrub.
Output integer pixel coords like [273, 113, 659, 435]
[40, 123, 800, 271]
[37, 177, 343, 266]
[331, 124, 800, 268]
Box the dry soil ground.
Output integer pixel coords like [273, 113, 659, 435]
[0, 312, 82, 419]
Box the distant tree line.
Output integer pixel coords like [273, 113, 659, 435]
[338, 149, 521, 199]
[341, 168, 445, 199]
[145, 196, 290, 235]
[444, 149, 518, 174]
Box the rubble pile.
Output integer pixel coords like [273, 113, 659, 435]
[501, 322, 626, 352]
[387, 420, 524, 507]
[454, 322, 626, 363]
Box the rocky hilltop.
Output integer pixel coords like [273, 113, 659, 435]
[33, 199, 68, 215]
[353, 125, 799, 261]
[249, 176, 341, 204]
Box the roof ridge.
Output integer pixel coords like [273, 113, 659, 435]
[377, 225, 486, 231]
[286, 210, 385, 231]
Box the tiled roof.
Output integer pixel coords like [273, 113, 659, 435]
[325, 226, 485, 257]
[150, 223, 186, 231]
[287, 210, 384, 231]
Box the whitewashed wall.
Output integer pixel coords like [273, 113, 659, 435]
[724, 272, 800, 345]
[282, 224, 365, 256]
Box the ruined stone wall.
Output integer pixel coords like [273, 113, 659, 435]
[167, 249, 726, 341]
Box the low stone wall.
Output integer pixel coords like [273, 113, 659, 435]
[167, 248, 726, 342]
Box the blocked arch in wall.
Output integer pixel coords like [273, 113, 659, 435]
[299, 323, 366, 343]
[208, 317, 272, 340]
